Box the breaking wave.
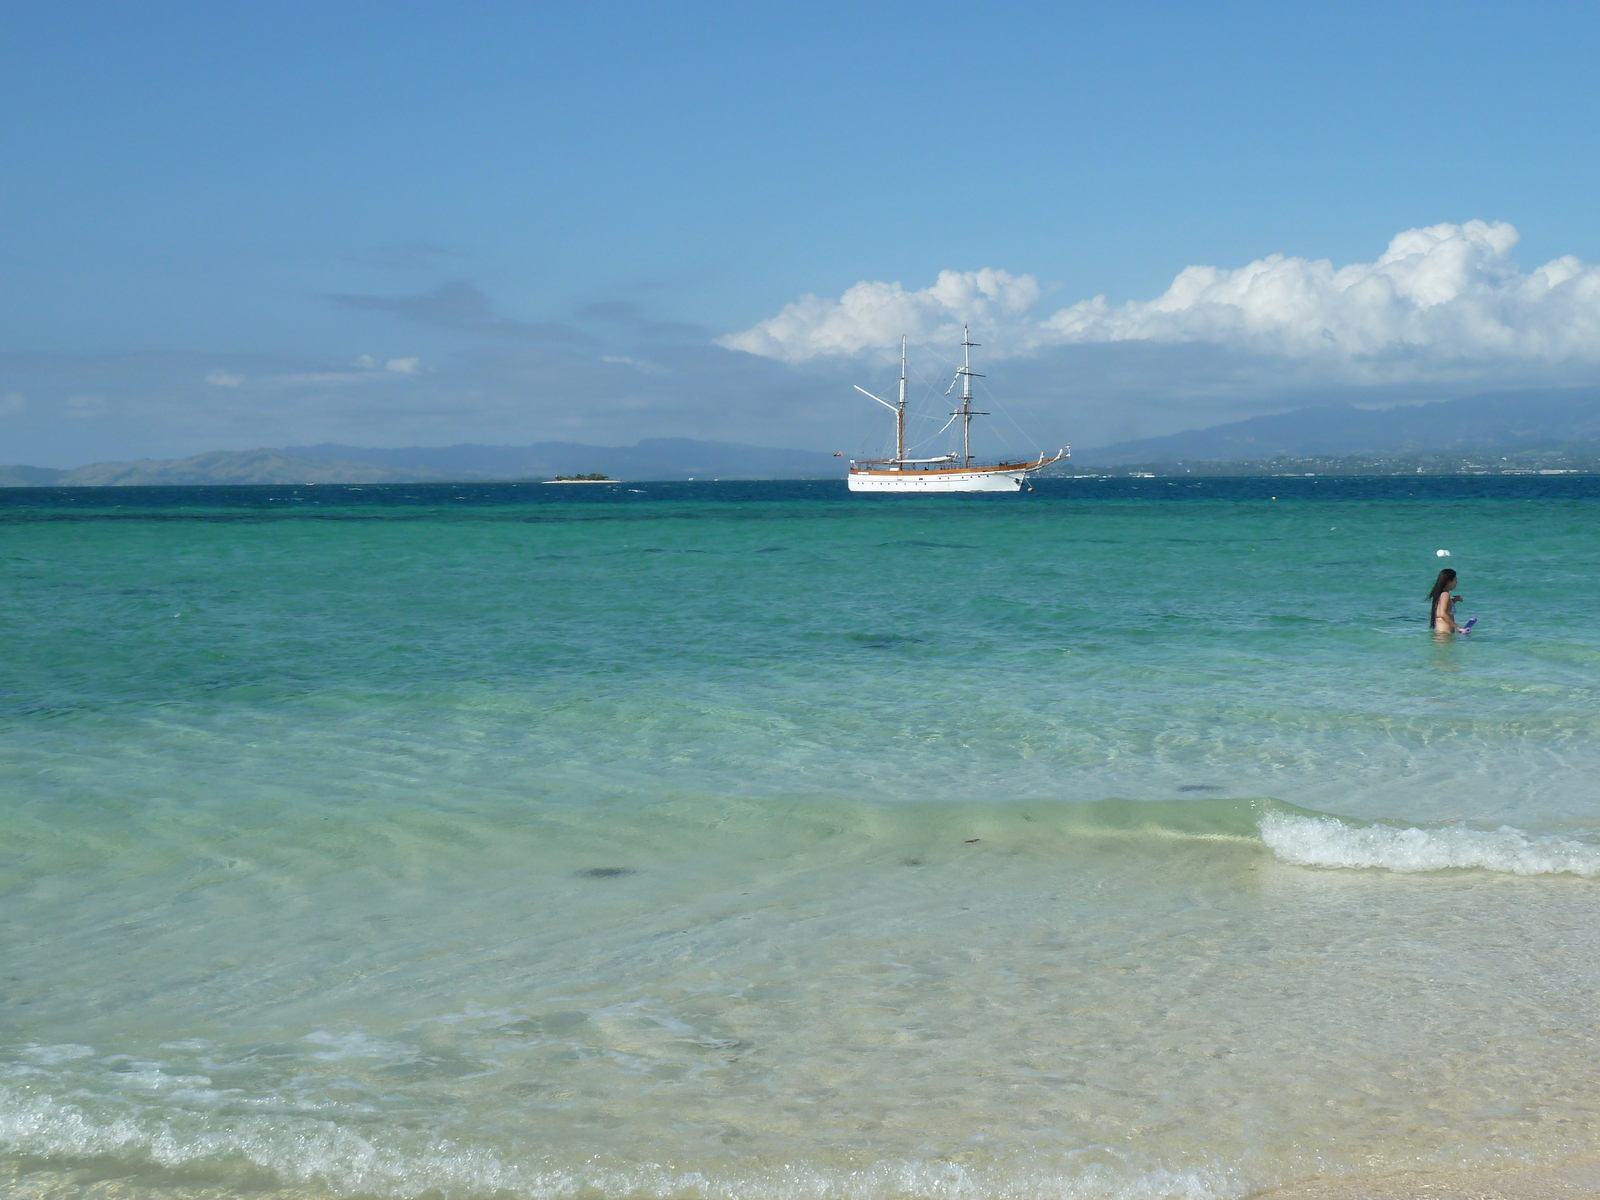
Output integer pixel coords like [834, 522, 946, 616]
[1259, 810, 1600, 876]
[0, 1084, 1242, 1200]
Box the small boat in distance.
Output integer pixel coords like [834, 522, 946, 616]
[848, 327, 1067, 493]
[544, 474, 619, 484]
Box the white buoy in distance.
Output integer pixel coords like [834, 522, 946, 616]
[1437, 549, 1451, 557]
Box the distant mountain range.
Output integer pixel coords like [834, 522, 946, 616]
[0, 450, 438, 487]
[0, 438, 848, 486]
[1074, 387, 1600, 465]
[282, 438, 846, 481]
[6, 389, 1600, 486]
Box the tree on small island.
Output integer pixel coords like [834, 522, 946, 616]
[551, 473, 614, 481]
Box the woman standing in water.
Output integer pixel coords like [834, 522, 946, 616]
[1429, 568, 1466, 633]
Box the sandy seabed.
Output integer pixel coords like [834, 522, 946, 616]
[7, 1164, 1600, 1200]
[1260, 1162, 1600, 1200]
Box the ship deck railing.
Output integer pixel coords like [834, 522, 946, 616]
[848, 459, 1041, 472]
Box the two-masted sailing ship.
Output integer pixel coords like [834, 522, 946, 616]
[847, 327, 1067, 492]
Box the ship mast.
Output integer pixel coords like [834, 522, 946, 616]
[896, 335, 907, 462]
[955, 326, 986, 468]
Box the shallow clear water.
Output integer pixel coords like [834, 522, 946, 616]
[3, 478, 1600, 1200]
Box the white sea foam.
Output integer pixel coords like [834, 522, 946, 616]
[19, 1044, 96, 1065]
[0, 1083, 1245, 1200]
[303, 1030, 419, 1062]
[1260, 812, 1600, 876]
[0, 1084, 525, 1196]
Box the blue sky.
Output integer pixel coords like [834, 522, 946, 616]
[4, 1, 1600, 464]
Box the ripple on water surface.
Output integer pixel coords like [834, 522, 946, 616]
[3, 479, 1600, 1199]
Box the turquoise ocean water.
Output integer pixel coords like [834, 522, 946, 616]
[4, 477, 1600, 1200]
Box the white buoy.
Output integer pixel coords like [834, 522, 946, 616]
[1437, 549, 1451, 557]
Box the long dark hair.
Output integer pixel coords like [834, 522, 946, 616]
[1428, 568, 1457, 602]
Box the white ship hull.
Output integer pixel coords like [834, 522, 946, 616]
[846, 328, 1067, 494]
[848, 466, 1031, 492]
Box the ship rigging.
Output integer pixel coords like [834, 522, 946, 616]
[847, 327, 1067, 493]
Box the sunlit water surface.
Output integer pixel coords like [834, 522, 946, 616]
[3, 478, 1600, 1200]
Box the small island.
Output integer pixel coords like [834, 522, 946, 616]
[543, 473, 619, 484]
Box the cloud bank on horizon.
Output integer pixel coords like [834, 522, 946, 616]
[720, 222, 1600, 380]
[10, 222, 1600, 468]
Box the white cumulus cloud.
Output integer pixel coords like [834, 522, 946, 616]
[720, 222, 1600, 380]
[719, 268, 1042, 362]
